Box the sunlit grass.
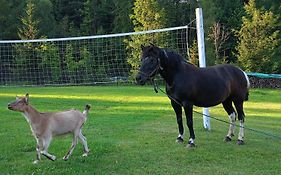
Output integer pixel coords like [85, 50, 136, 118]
[0, 86, 280, 175]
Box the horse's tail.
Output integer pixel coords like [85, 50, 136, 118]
[245, 91, 249, 101]
[242, 71, 250, 101]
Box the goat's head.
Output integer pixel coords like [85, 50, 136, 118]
[8, 93, 29, 112]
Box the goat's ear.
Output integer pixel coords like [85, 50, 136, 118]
[16, 95, 19, 100]
[150, 43, 155, 47]
[25, 93, 29, 104]
[141, 44, 145, 51]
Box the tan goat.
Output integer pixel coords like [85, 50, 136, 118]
[8, 93, 91, 164]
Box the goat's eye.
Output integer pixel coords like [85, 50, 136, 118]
[17, 101, 24, 104]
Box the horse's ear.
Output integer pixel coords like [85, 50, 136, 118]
[141, 44, 145, 51]
[151, 46, 161, 57]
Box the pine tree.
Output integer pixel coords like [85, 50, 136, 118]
[15, 0, 61, 85]
[235, 0, 279, 73]
[126, 0, 166, 78]
[18, 0, 39, 40]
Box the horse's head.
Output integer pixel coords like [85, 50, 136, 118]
[136, 44, 161, 85]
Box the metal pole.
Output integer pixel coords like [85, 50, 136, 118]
[195, 1, 210, 130]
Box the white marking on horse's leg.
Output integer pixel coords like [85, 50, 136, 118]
[178, 134, 184, 139]
[238, 120, 244, 141]
[227, 112, 236, 138]
[188, 138, 194, 144]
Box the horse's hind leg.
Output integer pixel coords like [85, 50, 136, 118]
[222, 99, 236, 142]
[171, 100, 184, 143]
[234, 101, 245, 145]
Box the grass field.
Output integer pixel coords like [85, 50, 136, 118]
[0, 86, 280, 175]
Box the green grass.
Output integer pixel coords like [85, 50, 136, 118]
[0, 86, 280, 175]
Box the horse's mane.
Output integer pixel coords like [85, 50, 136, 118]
[163, 48, 196, 67]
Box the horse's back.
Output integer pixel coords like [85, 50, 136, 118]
[193, 64, 249, 104]
[207, 64, 249, 101]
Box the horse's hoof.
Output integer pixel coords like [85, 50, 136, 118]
[187, 143, 196, 148]
[176, 137, 184, 143]
[237, 139, 245, 145]
[224, 136, 232, 142]
[187, 140, 195, 148]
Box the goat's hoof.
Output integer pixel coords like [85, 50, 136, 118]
[82, 153, 88, 157]
[63, 156, 69, 161]
[33, 160, 39, 164]
[224, 136, 232, 142]
[176, 137, 184, 143]
[50, 155, 56, 161]
[237, 139, 245, 145]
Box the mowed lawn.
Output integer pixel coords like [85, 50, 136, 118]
[0, 86, 280, 175]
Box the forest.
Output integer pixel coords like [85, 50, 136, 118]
[0, 0, 280, 84]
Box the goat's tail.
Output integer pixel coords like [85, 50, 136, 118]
[83, 104, 91, 116]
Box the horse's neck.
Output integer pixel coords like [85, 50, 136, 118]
[159, 51, 182, 86]
[159, 51, 196, 86]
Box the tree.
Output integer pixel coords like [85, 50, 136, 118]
[235, 0, 280, 73]
[15, 0, 61, 85]
[208, 22, 231, 64]
[205, 0, 244, 64]
[126, 0, 166, 78]
[112, 0, 133, 33]
[51, 0, 86, 37]
[18, 0, 39, 40]
[35, 0, 57, 38]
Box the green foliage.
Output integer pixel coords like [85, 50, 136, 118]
[235, 0, 280, 73]
[64, 44, 94, 84]
[14, 0, 42, 84]
[126, 0, 167, 78]
[1, 0, 281, 77]
[18, 0, 39, 40]
[14, 0, 62, 85]
[205, 0, 245, 64]
[37, 43, 61, 84]
[189, 39, 199, 66]
[0, 0, 25, 39]
[35, 0, 57, 37]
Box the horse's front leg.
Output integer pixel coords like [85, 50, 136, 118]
[171, 100, 184, 143]
[183, 105, 195, 147]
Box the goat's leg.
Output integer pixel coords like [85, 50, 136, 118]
[79, 130, 89, 157]
[63, 133, 78, 160]
[33, 138, 42, 164]
[41, 136, 56, 161]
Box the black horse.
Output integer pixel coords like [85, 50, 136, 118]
[136, 44, 250, 147]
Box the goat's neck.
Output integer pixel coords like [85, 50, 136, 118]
[23, 105, 42, 125]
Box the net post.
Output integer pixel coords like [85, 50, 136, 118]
[195, 0, 210, 130]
